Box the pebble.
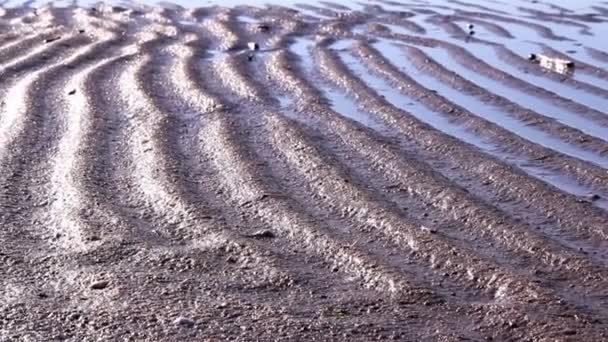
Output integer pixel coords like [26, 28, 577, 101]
[45, 36, 62, 43]
[467, 24, 474, 30]
[247, 42, 259, 51]
[90, 280, 109, 290]
[420, 225, 437, 234]
[174, 316, 195, 327]
[578, 193, 601, 203]
[248, 230, 275, 239]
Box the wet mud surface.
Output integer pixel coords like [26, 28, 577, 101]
[1, 0, 608, 340]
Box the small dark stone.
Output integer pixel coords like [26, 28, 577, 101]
[467, 24, 474, 30]
[420, 226, 437, 234]
[68, 90, 76, 95]
[247, 230, 275, 239]
[174, 316, 195, 327]
[226, 256, 237, 263]
[247, 55, 254, 61]
[468, 30, 475, 35]
[90, 280, 109, 290]
[78, 29, 85, 34]
[112, 6, 127, 13]
[528, 53, 537, 61]
[44, 36, 62, 44]
[587, 193, 601, 201]
[257, 24, 270, 32]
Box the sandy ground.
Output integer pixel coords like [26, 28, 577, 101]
[1, 0, 608, 340]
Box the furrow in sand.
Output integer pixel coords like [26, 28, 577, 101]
[585, 46, 608, 67]
[202, 16, 243, 51]
[444, 0, 510, 15]
[76, 32, 214, 258]
[444, 15, 513, 37]
[0, 33, 88, 90]
[0, 30, 62, 65]
[0, 32, 19, 47]
[512, 7, 592, 31]
[361, 7, 426, 35]
[347, 39, 608, 195]
[210, 52, 268, 102]
[452, 9, 568, 40]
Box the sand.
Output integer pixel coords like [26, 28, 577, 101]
[1, 0, 608, 340]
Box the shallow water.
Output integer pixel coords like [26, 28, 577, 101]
[382, 21, 608, 111]
[329, 39, 608, 208]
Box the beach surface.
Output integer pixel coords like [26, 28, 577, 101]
[1, 0, 608, 340]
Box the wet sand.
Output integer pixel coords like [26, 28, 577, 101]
[1, 0, 608, 340]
